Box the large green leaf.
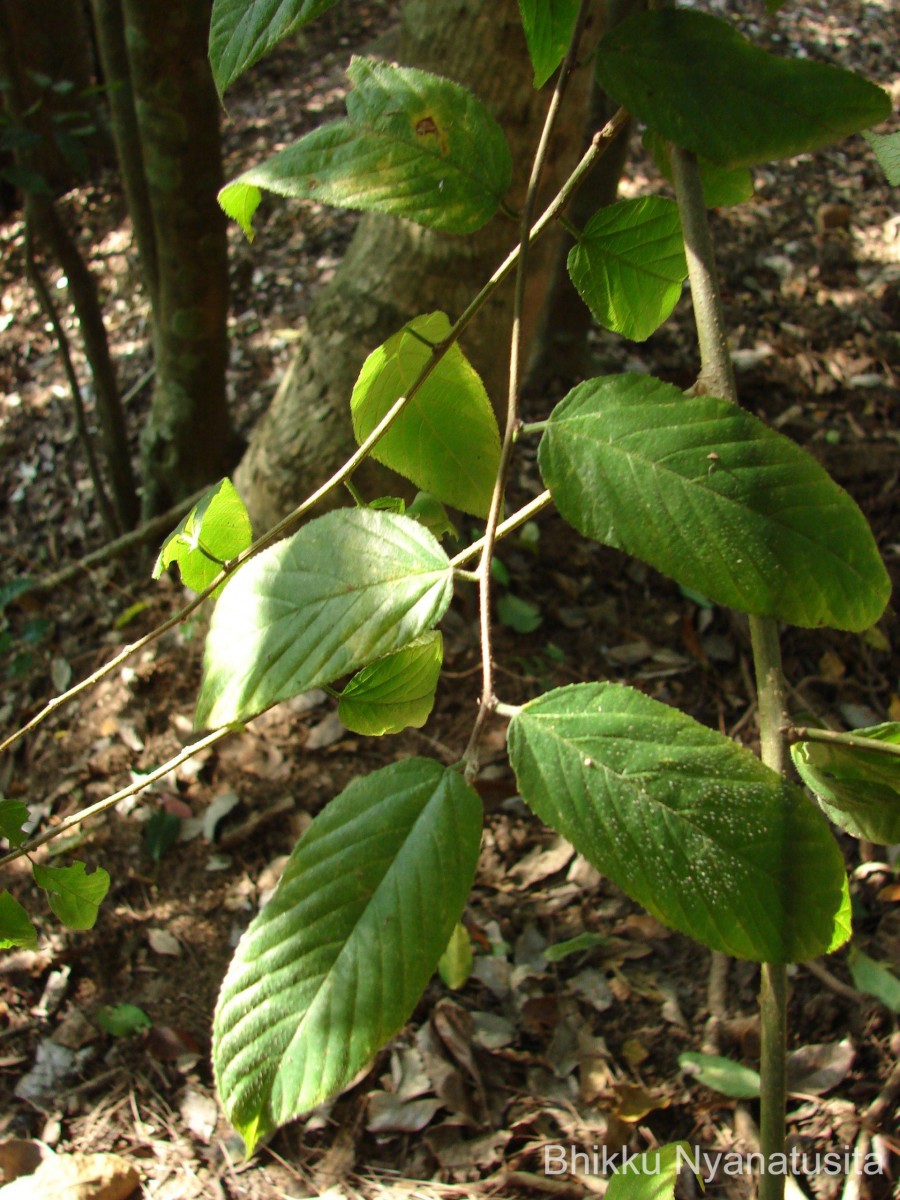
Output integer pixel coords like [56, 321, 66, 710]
[339, 633, 443, 736]
[219, 57, 512, 238]
[153, 478, 252, 595]
[32, 862, 110, 931]
[595, 9, 890, 169]
[195, 509, 453, 729]
[210, 0, 339, 97]
[214, 758, 482, 1153]
[517, 0, 581, 88]
[791, 723, 900, 844]
[507, 682, 851, 962]
[0, 890, 37, 949]
[351, 312, 501, 518]
[566, 198, 687, 342]
[538, 374, 890, 631]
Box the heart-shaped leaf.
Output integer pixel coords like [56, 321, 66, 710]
[566, 197, 687, 342]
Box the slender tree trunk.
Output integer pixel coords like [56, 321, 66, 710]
[89, 0, 158, 308]
[235, 0, 604, 531]
[120, 0, 233, 517]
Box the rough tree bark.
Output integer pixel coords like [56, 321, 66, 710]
[235, 0, 606, 531]
[119, 0, 234, 517]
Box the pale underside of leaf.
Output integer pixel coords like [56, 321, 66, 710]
[195, 509, 453, 729]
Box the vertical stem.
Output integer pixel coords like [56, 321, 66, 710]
[672, 145, 788, 1200]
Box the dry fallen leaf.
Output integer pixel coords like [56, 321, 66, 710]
[0, 1151, 139, 1199]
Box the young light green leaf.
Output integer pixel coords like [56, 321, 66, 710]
[544, 931, 608, 962]
[596, 9, 890, 169]
[517, 0, 581, 88]
[496, 592, 542, 634]
[195, 509, 453, 729]
[153, 478, 252, 595]
[644, 131, 754, 209]
[0, 798, 29, 847]
[507, 682, 851, 962]
[32, 861, 110, 931]
[679, 1051, 761, 1098]
[566, 197, 688, 342]
[438, 921, 474, 990]
[538, 374, 890, 631]
[606, 1142, 697, 1199]
[351, 313, 501, 518]
[848, 947, 900, 1013]
[406, 493, 458, 542]
[0, 890, 37, 949]
[864, 131, 900, 186]
[792, 724, 900, 844]
[338, 632, 443, 737]
[214, 758, 483, 1154]
[96, 1003, 153, 1037]
[210, 0, 339, 97]
[219, 58, 512, 238]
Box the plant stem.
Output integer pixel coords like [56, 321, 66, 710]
[786, 725, 900, 758]
[464, 0, 593, 779]
[672, 144, 789, 1200]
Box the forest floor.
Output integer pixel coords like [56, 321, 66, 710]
[0, 1, 898, 1198]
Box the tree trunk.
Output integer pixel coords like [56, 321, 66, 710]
[121, 0, 234, 517]
[235, 0, 604, 531]
[89, 0, 158, 308]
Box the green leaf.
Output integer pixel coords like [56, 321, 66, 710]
[644, 131, 754, 209]
[791, 724, 900, 844]
[406, 493, 458, 542]
[566, 197, 688, 342]
[679, 1051, 761, 1098]
[153, 478, 252, 595]
[195, 509, 453, 729]
[606, 1142, 696, 1199]
[864, 131, 900, 186]
[517, 0, 581, 88]
[0, 890, 37, 949]
[496, 592, 543, 633]
[219, 58, 512, 238]
[538, 374, 890, 631]
[595, 9, 890, 168]
[438, 922, 473, 990]
[338, 632, 443, 737]
[213, 758, 483, 1153]
[209, 0, 339, 97]
[95, 1003, 153, 1037]
[32, 861, 110, 931]
[144, 809, 183, 862]
[0, 798, 28, 847]
[507, 682, 851, 962]
[848, 947, 900, 1013]
[545, 930, 608, 962]
[351, 313, 501, 518]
